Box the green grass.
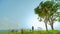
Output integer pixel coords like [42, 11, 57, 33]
[0, 30, 60, 34]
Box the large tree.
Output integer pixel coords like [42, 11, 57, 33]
[47, 0, 60, 30]
[35, 6, 48, 31]
[34, 0, 60, 30]
[34, 1, 54, 31]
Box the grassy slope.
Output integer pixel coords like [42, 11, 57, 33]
[0, 30, 60, 34]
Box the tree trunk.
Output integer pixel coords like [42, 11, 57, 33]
[51, 23, 54, 30]
[44, 17, 48, 31]
[45, 23, 48, 31]
[50, 16, 54, 30]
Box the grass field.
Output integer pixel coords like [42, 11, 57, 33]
[0, 30, 60, 34]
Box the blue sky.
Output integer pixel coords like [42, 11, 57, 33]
[0, 0, 60, 30]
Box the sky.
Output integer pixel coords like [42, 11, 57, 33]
[0, 0, 60, 30]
